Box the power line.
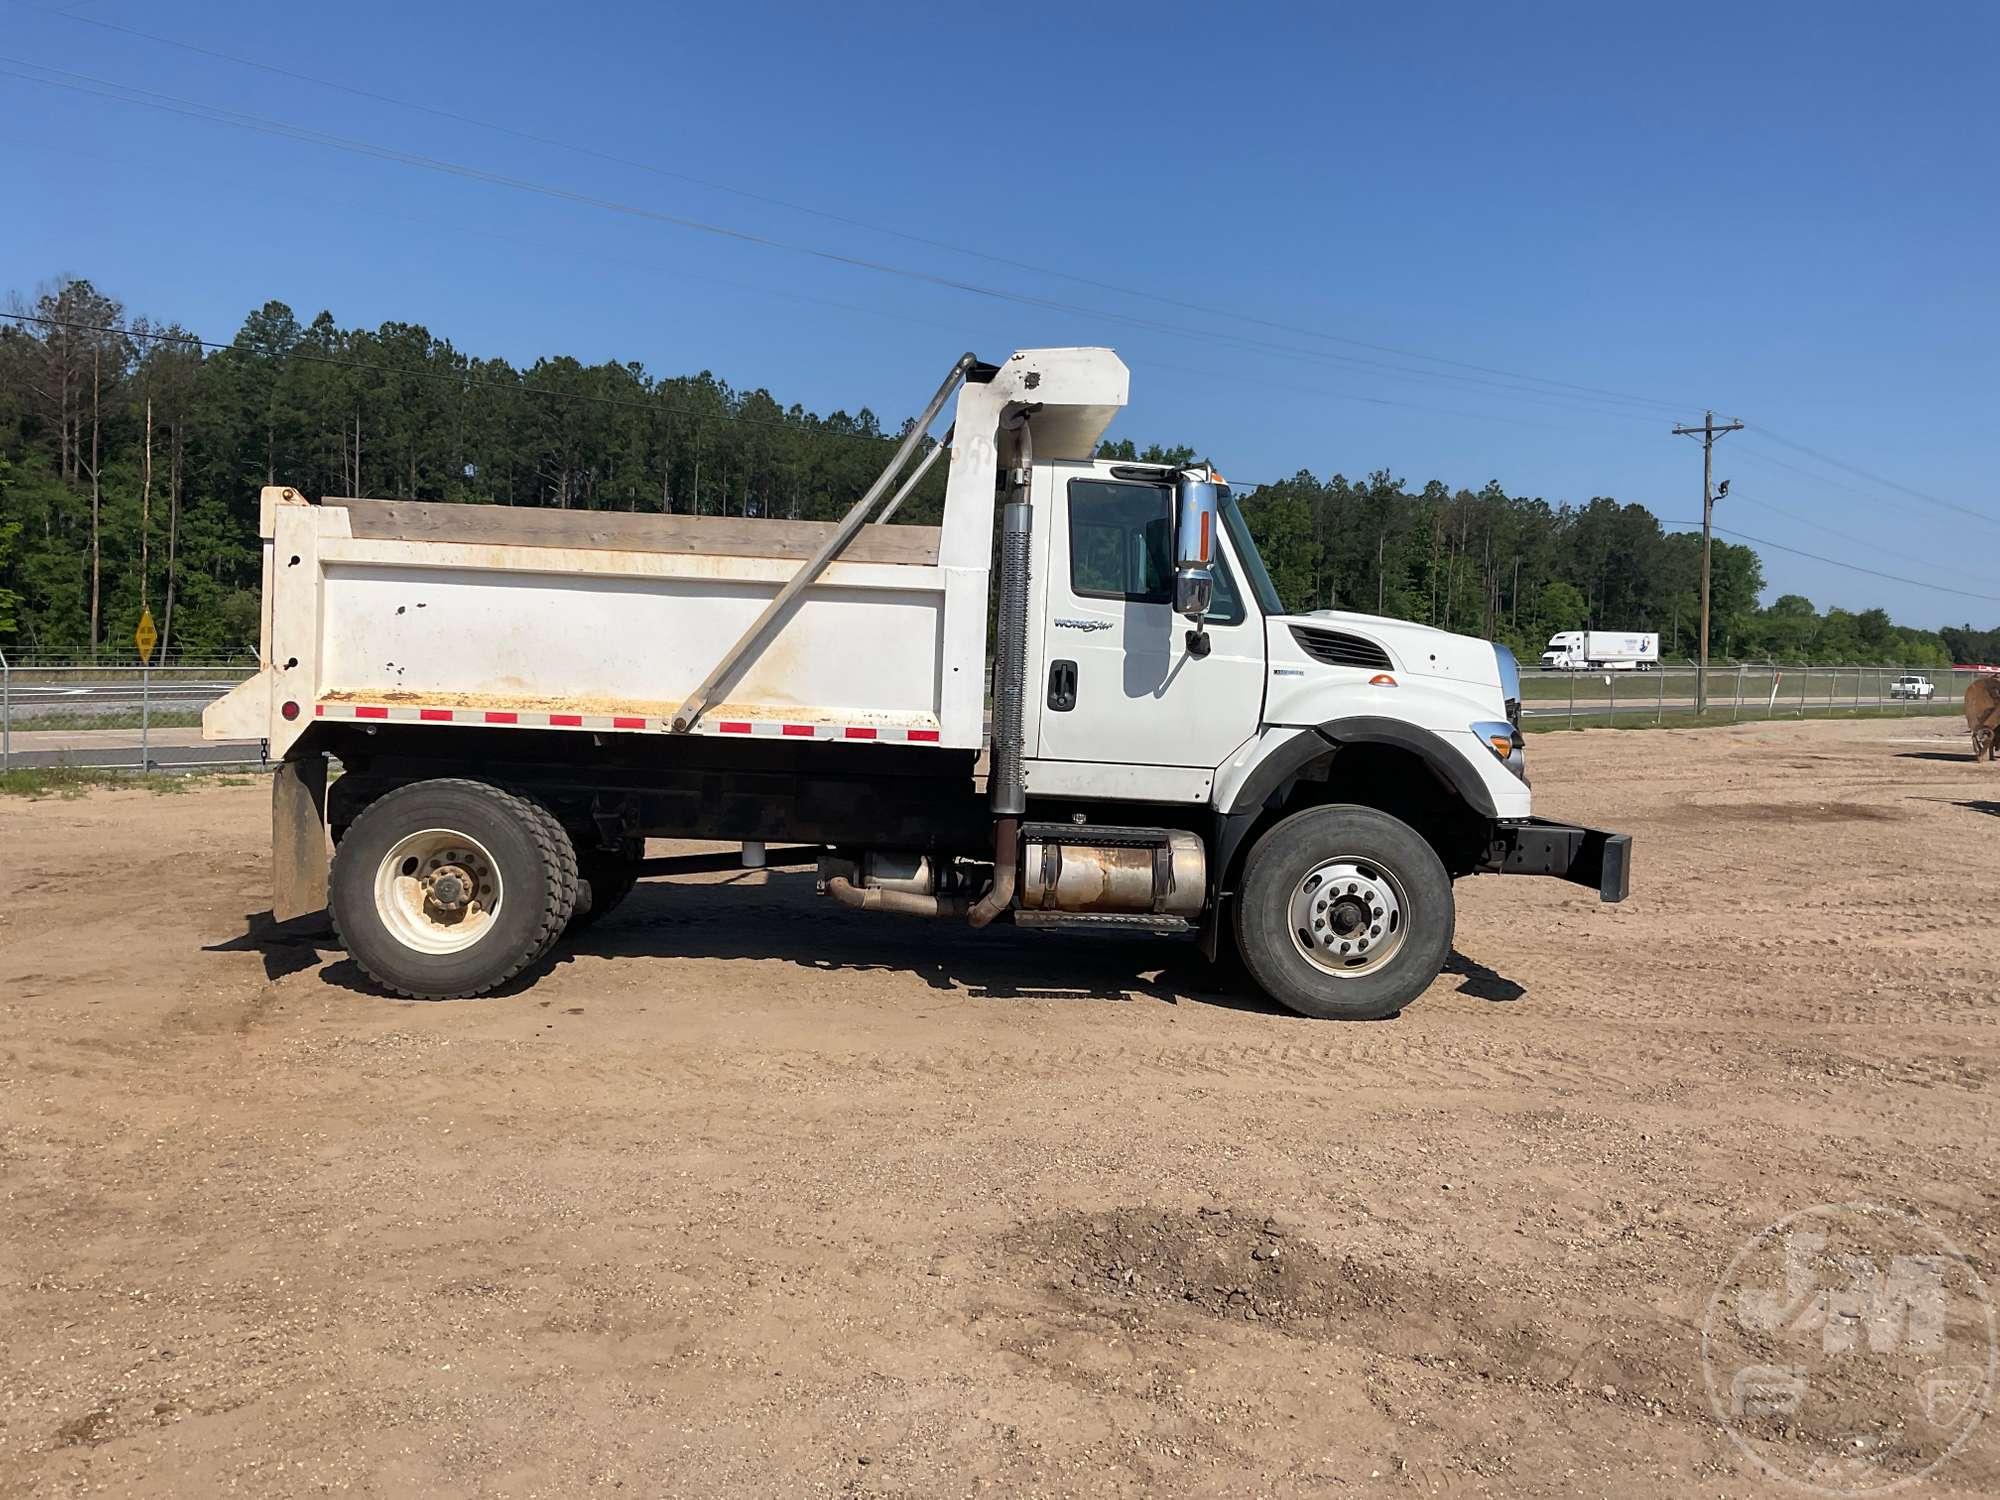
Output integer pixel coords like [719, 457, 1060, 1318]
[1730, 442, 2000, 546]
[1666, 520, 2000, 605]
[1733, 493, 1998, 586]
[1750, 423, 1999, 527]
[0, 56, 1693, 427]
[22, 2, 1697, 420]
[1733, 441, 1885, 500]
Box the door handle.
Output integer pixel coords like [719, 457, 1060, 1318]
[1047, 659, 1077, 712]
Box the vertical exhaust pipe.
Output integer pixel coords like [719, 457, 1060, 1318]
[969, 412, 1035, 928]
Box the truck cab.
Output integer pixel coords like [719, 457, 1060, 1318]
[1540, 632, 1586, 670]
[1023, 456, 1528, 817]
[208, 346, 1628, 1021]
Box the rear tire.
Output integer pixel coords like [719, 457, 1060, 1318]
[1234, 804, 1452, 1021]
[330, 778, 578, 1000]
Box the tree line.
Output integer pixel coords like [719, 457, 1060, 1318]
[0, 276, 1984, 668]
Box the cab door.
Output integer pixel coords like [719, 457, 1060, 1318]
[1033, 471, 1265, 770]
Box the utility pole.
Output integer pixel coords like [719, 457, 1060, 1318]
[1673, 410, 1743, 714]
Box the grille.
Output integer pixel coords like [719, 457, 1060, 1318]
[1288, 626, 1394, 671]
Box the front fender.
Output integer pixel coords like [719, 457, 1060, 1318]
[1201, 715, 1520, 963]
[1219, 716, 1508, 819]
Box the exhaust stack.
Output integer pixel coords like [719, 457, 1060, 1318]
[969, 410, 1037, 928]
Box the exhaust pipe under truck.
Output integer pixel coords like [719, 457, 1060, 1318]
[205, 347, 1631, 1021]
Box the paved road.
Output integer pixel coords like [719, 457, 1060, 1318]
[0, 726, 264, 771]
[0, 743, 266, 772]
[1, 673, 249, 722]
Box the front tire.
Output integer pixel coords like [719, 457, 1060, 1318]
[1233, 804, 1453, 1021]
[330, 778, 578, 1000]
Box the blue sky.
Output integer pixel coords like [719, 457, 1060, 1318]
[3, 0, 1995, 627]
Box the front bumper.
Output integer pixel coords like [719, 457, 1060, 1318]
[1481, 818, 1631, 902]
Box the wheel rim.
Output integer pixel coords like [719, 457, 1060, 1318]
[373, 827, 505, 955]
[1287, 857, 1409, 977]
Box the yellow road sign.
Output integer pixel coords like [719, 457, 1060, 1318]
[135, 607, 158, 665]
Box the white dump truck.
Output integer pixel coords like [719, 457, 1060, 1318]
[1538, 630, 1659, 671]
[205, 348, 1629, 1020]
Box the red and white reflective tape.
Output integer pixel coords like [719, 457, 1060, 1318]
[312, 701, 943, 743]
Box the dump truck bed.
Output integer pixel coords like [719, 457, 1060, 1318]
[207, 490, 971, 754]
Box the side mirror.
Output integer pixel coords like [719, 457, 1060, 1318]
[1173, 475, 1219, 625]
[1173, 571, 1213, 618]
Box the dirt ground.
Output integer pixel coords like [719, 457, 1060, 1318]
[2, 717, 1996, 1498]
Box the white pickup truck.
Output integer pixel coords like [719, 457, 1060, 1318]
[1888, 674, 1935, 701]
[206, 348, 1629, 1021]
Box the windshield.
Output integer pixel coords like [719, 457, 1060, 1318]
[1218, 491, 1283, 616]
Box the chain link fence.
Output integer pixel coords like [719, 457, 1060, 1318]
[1519, 662, 1984, 730]
[1, 648, 266, 772]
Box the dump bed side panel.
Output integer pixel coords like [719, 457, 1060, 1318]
[318, 560, 945, 721]
[214, 493, 967, 758]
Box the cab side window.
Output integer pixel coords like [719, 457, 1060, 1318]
[1068, 480, 1171, 601]
[1067, 477, 1247, 625]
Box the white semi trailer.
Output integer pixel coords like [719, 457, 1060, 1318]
[205, 348, 1629, 1021]
[1538, 631, 1660, 671]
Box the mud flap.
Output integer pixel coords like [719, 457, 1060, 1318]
[273, 755, 329, 922]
